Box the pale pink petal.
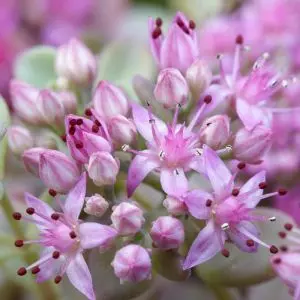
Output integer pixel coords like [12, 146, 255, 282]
[64, 173, 86, 221]
[183, 220, 225, 269]
[131, 103, 167, 143]
[127, 151, 160, 197]
[295, 281, 300, 300]
[148, 17, 163, 65]
[160, 168, 188, 196]
[184, 190, 213, 220]
[188, 156, 205, 174]
[203, 145, 232, 196]
[66, 253, 96, 300]
[228, 221, 259, 253]
[79, 223, 118, 249]
[239, 170, 266, 208]
[82, 132, 112, 156]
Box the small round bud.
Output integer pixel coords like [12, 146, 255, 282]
[84, 194, 109, 217]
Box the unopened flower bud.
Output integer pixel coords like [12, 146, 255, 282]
[10, 80, 41, 124]
[39, 150, 80, 193]
[163, 196, 186, 216]
[154, 68, 188, 108]
[93, 81, 129, 118]
[233, 125, 272, 164]
[87, 151, 120, 186]
[7, 126, 34, 155]
[58, 91, 77, 114]
[112, 244, 151, 283]
[55, 38, 97, 85]
[35, 131, 57, 149]
[199, 115, 230, 150]
[37, 89, 65, 124]
[84, 194, 109, 217]
[186, 59, 212, 98]
[22, 147, 45, 176]
[150, 216, 184, 250]
[111, 202, 144, 235]
[108, 115, 137, 148]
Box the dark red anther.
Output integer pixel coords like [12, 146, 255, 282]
[284, 223, 293, 231]
[273, 258, 281, 264]
[92, 125, 99, 133]
[237, 162, 246, 169]
[31, 266, 40, 274]
[26, 207, 35, 215]
[278, 231, 287, 239]
[85, 108, 93, 117]
[259, 182, 267, 189]
[176, 18, 184, 28]
[17, 267, 27, 276]
[12, 212, 22, 220]
[221, 249, 230, 258]
[270, 245, 279, 254]
[189, 20, 196, 29]
[61, 134, 67, 142]
[278, 188, 287, 196]
[232, 188, 240, 196]
[181, 26, 190, 34]
[246, 239, 255, 247]
[52, 251, 60, 259]
[152, 27, 162, 39]
[75, 141, 84, 149]
[51, 213, 60, 220]
[15, 240, 24, 247]
[155, 17, 163, 27]
[204, 95, 212, 104]
[280, 245, 288, 252]
[235, 34, 244, 45]
[76, 119, 83, 126]
[54, 276, 62, 284]
[206, 199, 213, 207]
[94, 120, 101, 127]
[49, 189, 57, 197]
[69, 231, 77, 239]
[69, 119, 77, 126]
[68, 126, 76, 135]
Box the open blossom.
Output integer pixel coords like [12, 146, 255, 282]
[183, 146, 285, 269]
[13, 173, 118, 300]
[149, 12, 199, 74]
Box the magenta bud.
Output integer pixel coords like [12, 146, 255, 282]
[112, 244, 151, 283]
[186, 59, 212, 98]
[39, 150, 81, 193]
[58, 91, 77, 114]
[199, 115, 230, 150]
[37, 89, 65, 124]
[233, 125, 272, 164]
[154, 68, 189, 108]
[111, 202, 144, 236]
[163, 196, 186, 216]
[10, 80, 41, 124]
[87, 151, 120, 186]
[22, 147, 45, 177]
[55, 38, 97, 85]
[150, 216, 185, 250]
[84, 194, 109, 217]
[7, 126, 34, 155]
[93, 81, 129, 118]
[108, 115, 137, 148]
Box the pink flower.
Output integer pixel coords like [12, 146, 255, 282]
[13, 173, 118, 300]
[183, 146, 284, 269]
[7, 126, 34, 155]
[149, 12, 199, 74]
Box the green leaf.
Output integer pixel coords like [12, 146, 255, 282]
[195, 208, 296, 287]
[14, 46, 57, 88]
[0, 98, 10, 180]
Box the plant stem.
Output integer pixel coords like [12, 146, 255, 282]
[1, 194, 59, 300]
[209, 285, 235, 300]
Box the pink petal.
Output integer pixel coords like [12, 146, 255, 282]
[66, 253, 96, 300]
[160, 168, 188, 196]
[64, 173, 86, 222]
[188, 156, 205, 174]
[239, 170, 266, 208]
[127, 151, 160, 197]
[184, 190, 213, 220]
[131, 103, 167, 143]
[236, 98, 272, 131]
[82, 132, 112, 156]
[183, 220, 225, 269]
[203, 145, 232, 196]
[228, 221, 259, 253]
[295, 282, 300, 300]
[79, 223, 118, 249]
[148, 17, 163, 65]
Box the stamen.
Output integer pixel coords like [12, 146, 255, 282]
[68, 126, 76, 135]
[195, 148, 203, 156]
[85, 108, 93, 117]
[159, 150, 165, 160]
[273, 258, 281, 264]
[61, 134, 67, 142]
[69, 119, 77, 126]
[221, 223, 230, 231]
[259, 182, 267, 189]
[237, 162, 246, 169]
[152, 27, 162, 39]
[270, 245, 279, 254]
[94, 120, 101, 127]
[284, 223, 293, 231]
[269, 216, 276, 222]
[221, 249, 230, 257]
[204, 95, 212, 104]
[51, 213, 60, 220]
[52, 251, 60, 259]
[155, 18, 163, 27]
[49, 189, 57, 197]
[26, 207, 35, 215]
[278, 231, 287, 239]
[12, 212, 22, 220]
[232, 35, 243, 83]
[278, 188, 287, 196]
[75, 141, 84, 149]
[76, 119, 83, 126]
[92, 125, 99, 133]
[246, 239, 255, 247]
[188, 97, 212, 131]
[121, 144, 130, 152]
[69, 231, 77, 239]
[280, 245, 288, 252]
[232, 188, 240, 196]
[17, 267, 27, 276]
[235, 34, 244, 45]
[206, 199, 213, 207]
[54, 275, 62, 284]
[189, 20, 196, 29]
[15, 240, 24, 247]
[31, 266, 40, 275]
